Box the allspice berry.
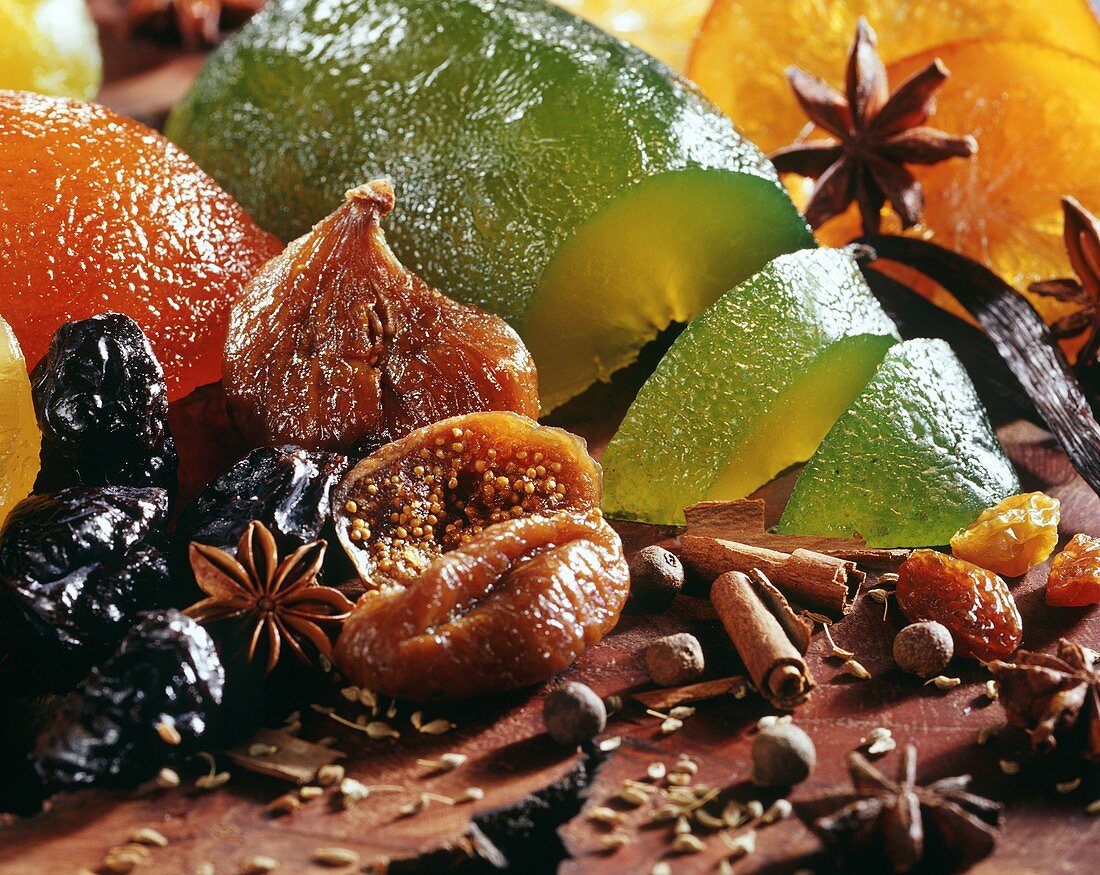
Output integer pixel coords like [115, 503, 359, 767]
[893, 620, 954, 678]
[626, 546, 685, 613]
[645, 633, 705, 686]
[543, 681, 607, 746]
[751, 723, 816, 787]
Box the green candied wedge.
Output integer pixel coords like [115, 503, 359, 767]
[600, 248, 900, 526]
[778, 338, 1021, 548]
[165, 0, 813, 413]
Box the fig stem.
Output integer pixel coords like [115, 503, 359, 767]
[345, 179, 396, 215]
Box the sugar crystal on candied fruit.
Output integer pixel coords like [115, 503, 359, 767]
[223, 180, 540, 453]
[951, 492, 1061, 577]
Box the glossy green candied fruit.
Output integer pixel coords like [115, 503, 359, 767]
[600, 248, 900, 526]
[165, 0, 813, 412]
[778, 338, 1020, 547]
[0, 0, 101, 98]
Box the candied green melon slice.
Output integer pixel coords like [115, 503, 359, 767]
[600, 249, 899, 526]
[165, 0, 812, 412]
[778, 339, 1020, 547]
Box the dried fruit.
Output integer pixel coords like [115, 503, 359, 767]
[645, 633, 705, 687]
[31, 314, 179, 498]
[751, 723, 816, 787]
[177, 445, 348, 557]
[0, 91, 280, 399]
[896, 549, 1022, 662]
[1046, 534, 1100, 607]
[0, 314, 40, 527]
[892, 621, 954, 679]
[626, 545, 685, 613]
[543, 681, 607, 746]
[32, 610, 225, 787]
[335, 510, 627, 701]
[0, 0, 101, 99]
[223, 180, 539, 453]
[0, 486, 170, 692]
[951, 492, 1061, 577]
[333, 412, 602, 586]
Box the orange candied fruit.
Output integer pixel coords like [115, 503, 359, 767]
[950, 492, 1061, 577]
[1046, 534, 1100, 607]
[897, 549, 1022, 662]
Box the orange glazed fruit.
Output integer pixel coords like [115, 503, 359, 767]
[1046, 534, 1100, 607]
[0, 91, 281, 399]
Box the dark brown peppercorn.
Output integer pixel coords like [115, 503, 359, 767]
[751, 723, 816, 787]
[543, 681, 607, 746]
[645, 633, 705, 686]
[893, 620, 954, 678]
[626, 546, 684, 613]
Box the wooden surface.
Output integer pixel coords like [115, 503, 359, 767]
[3, 16, 1100, 875]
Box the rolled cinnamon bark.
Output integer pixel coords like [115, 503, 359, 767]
[710, 570, 814, 709]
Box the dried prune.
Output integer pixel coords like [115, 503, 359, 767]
[31, 313, 178, 497]
[951, 492, 1060, 577]
[223, 180, 540, 453]
[333, 412, 602, 587]
[0, 486, 170, 692]
[897, 549, 1023, 662]
[177, 445, 348, 556]
[32, 609, 225, 788]
[335, 510, 628, 701]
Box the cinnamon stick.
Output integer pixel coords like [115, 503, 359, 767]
[684, 499, 910, 568]
[681, 533, 863, 617]
[631, 675, 750, 711]
[710, 570, 814, 710]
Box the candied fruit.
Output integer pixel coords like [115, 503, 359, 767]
[897, 549, 1022, 662]
[223, 180, 539, 452]
[1046, 534, 1100, 607]
[0, 313, 39, 527]
[951, 492, 1061, 577]
[0, 91, 280, 400]
[334, 412, 602, 587]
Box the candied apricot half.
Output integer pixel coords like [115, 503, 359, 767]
[333, 412, 602, 586]
[223, 180, 540, 452]
[334, 509, 628, 701]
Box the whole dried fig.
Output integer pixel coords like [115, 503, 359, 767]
[334, 510, 628, 701]
[333, 412, 602, 587]
[223, 180, 540, 452]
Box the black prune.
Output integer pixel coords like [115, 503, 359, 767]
[32, 609, 224, 788]
[31, 313, 179, 498]
[176, 445, 348, 555]
[0, 486, 170, 693]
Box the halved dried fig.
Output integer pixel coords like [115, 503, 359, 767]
[333, 412, 603, 587]
[223, 180, 540, 452]
[334, 509, 628, 701]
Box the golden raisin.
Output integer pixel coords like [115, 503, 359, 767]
[950, 492, 1060, 577]
[1046, 534, 1100, 607]
[897, 549, 1022, 662]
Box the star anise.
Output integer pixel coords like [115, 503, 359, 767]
[811, 745, 1002, 874]
[125, 0, 266, 49]
[1029, 197, 1100, 379]
[988, 639, 1100, 761]
[185, 520, 353, 675]
[770, 18, 977, 237]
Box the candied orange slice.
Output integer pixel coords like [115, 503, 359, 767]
[688, 0, 1100, 154]
[554, 0, 710, 70]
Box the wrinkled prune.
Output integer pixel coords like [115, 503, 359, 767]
[177, 445, 348, 556]
[333, 412, 602, 587]
[33, 609, 224, 788]
[0, 486, 170, 692]
[335, 510, 629, 701]
[31, 313, 179, 496]
[223, 180, 540, 453]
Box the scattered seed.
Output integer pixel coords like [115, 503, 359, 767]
[666, 772, 692, 786]
[1086, 799, 1100, 815]
[745, 800, 764, 820]
[195, 772, 231, 791]
[386, 700, 398, 719]
[248, 743, 278, 757]
[649, 804, 680, 824]
[398, 798, 424, 817]
[155, 720, 182, 746]
[601, 832, 630, 852]
[313, 847, 360, 867]
[129, 827, 168, 847]
[694, 809, 727, 830]
[721, 828, 757, 858]
[195, 863, 215, 875]
[456, 787, 484, 803]
[999, 759, 1021, 775]
[722, 801, 747, 829]
[822, 624, 855, 660]
[1056, 778, 1082, 794]
[652, 863, 672, 875]
[803, 610, 832, 625]
[672, 833, 706, 854]
[316, 763, 345, 786]
[267, 793, 300, 816]
[156, 767, 180, 789]
[588, 806, 622, 826]
[878, 573, 899, 585]
[660, 718, 683, 734]
[599, 736, 623, 752]
[843, 659, 871, 679]
[241, 855, 279, 873]
[763, 799, 792, 824]
[410, 711, 423, 730]
[300, 785, 324, 800]
[985, 679, 999, 700]
[669, 706, 696, 720]
[867, 588, 890, 603]
[365, 721, 400, 740]
[866, 736, 897, 757]
[670, 756, 699, 775]
[926, 675, 961, 690]
[418, 719, 455, 735]
[674, 815, 692, 835]
[102, 844, 152, 874]
[617, 786, 650, 807]
[339, 777, 369, 806]
[647, 761, 667, 781]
